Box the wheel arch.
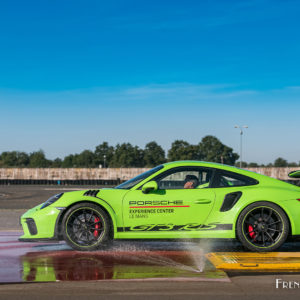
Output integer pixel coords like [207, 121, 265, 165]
[55, 200, 117, 239]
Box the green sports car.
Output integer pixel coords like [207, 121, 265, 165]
[19, 161, 300, 252]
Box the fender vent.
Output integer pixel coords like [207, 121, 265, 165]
[220, 192, 242, 212]
[83, 190, 100, 197]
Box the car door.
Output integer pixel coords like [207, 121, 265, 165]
[122, 166, 216, 235]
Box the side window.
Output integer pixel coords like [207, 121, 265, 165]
[155, 167, 213, 190]
[215, 171, 258, 188]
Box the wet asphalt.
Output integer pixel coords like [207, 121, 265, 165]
[1, 185, 300, 299]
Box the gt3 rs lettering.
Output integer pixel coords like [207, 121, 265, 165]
[118, 223, 233, 232]
[129, 224, 175, 231]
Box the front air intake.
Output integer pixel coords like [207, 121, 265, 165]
[25, 218, 38, 235]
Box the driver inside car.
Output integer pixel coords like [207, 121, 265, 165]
[183, 175, 199, 189]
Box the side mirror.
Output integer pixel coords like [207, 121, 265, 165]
[142, 181, 158, 194]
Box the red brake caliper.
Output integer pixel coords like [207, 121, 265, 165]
[94, 217, 100, 237]
[248, 224, 256, 239]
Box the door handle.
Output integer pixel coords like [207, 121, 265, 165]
[194, 199, 212, 204]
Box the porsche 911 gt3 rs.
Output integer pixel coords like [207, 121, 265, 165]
[19, 161, 300, 252]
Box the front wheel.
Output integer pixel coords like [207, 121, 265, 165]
[236, 202, 289, 252]
[62, 203, 112, 251]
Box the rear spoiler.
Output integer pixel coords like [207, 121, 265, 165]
[288, 170, 300, 178]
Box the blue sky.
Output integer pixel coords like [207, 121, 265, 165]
[0, 0, 299, 164]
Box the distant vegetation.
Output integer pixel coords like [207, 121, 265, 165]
[240, 157, 300, 168]
[0, 136, 298, 168]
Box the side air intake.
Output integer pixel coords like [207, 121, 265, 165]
[220, 192, 242, 212]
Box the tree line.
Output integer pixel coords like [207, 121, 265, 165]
[0, 135, 298, 168]
[240, 157, 300, 168]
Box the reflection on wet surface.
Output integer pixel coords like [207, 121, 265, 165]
[2, 232, 300, 283]
[0, 232, 228, 283]
[21, 250, 226, 282]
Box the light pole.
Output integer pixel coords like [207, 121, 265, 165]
[103, 155, 106, 168]
[234, 125, 248, 168]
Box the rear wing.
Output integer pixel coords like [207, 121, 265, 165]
[288, 170, 300, 179]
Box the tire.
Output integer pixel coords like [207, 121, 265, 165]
[236, 201, 289, 252]
[62, 203, 112, 251]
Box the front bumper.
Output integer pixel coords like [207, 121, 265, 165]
[19, 204, 62, 241]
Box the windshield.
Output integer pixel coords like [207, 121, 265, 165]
[115, 165, 164, 189]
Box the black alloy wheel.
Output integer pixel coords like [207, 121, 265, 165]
[62, 203, 112, 251]
[236, 201, 289, 252]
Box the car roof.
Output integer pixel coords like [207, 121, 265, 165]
[161, 161, 300, 188]
[163, 160, 242, 171]
[161, 160, 271, 182]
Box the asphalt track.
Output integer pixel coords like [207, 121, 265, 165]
[2, 185, 300, 299]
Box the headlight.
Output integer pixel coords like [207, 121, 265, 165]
[40, 193, 63, 209]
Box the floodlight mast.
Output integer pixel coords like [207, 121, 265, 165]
[234, 125, 248, 168]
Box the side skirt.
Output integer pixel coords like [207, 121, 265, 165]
[19, 237, 59, 242]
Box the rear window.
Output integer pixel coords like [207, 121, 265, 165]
[214, 170, 258, 188]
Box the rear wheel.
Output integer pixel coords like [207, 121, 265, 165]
[236, 202, 289, 252]
[62, 203, 112, 251]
